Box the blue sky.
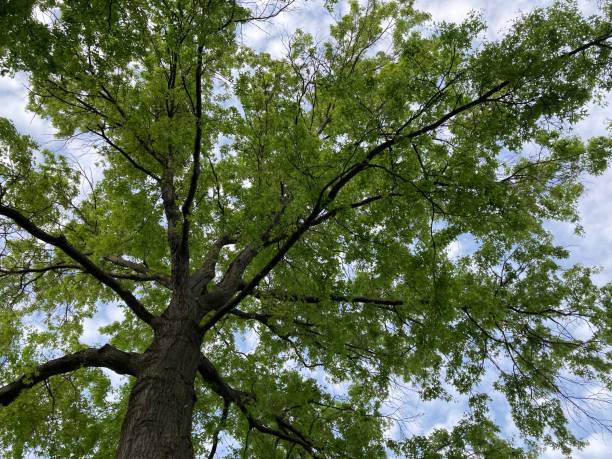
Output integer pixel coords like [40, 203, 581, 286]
[1, 0, 611, 457]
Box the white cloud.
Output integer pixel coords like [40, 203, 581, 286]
[234, 328, 260, 354]
[0, 74, 50, 141]
[543, 433, 612, 459]
[446, 239, 463, 259]
[79, 302, 125, 347]
[415, 0, 601, 40]
[416, 1, 480, 25]
[0, 73, 103, 185]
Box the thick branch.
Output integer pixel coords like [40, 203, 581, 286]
[107, 271, 171, 286]
[208, 194, 289, 302]
[324, 80, 511, 204]
[200, 219, 314, 333]
[161, 167, 183, 284]
[197, 354, 319, 457]
[561, 30, 612, 58]
[104, 255, 148, 273]
[0, 345, 138, 407]
[181, 44, 205, 256]
[311, 192, 402, 225]
[0, 205, 156, 325]
[256, 291, 404, 306]
[189, 235, 237, 294]
[216, 245, 257, 293]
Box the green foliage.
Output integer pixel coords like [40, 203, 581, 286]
[0, 0, 611, 457]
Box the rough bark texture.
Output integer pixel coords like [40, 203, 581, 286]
[115, 313, 201, 459]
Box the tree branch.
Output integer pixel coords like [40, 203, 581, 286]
[181, 44, 205, 256]
[253, 290, 404, 307]
[216, 245, 257, 293]
[92, 126, 161, 182]
[0, 260, 170, 289]
[323, 80, 511, 205]
[0, 263, 80, 276]
[104, 255, 171, 288]
[311, 192, 402, 225]
[190, 235, 237, 294]
[161, 166, 183, 285]
[207, 399, 229, 459]
[197, 354, 320, 458]
[560, 30, 612, 58]
[0, 205, 156, 326]
[97, 86, 165, 165]
[0, 345, 139, 407]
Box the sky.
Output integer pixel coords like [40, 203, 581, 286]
[1, 0, 611, 457]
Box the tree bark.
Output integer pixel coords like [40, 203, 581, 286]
[115, 314, 202, 459]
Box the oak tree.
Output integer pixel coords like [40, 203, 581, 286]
[1, 0, 612, 457]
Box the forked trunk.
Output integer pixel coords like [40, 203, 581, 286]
[115, 317, 201, 459]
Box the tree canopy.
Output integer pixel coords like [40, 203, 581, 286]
[0, 0, 611, 457]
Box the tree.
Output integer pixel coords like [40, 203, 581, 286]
[0, 0, 611, 457]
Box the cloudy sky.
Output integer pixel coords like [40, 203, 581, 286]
[1, 0, 610, 457]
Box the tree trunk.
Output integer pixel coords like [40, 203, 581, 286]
[115, 316, 201, 459]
